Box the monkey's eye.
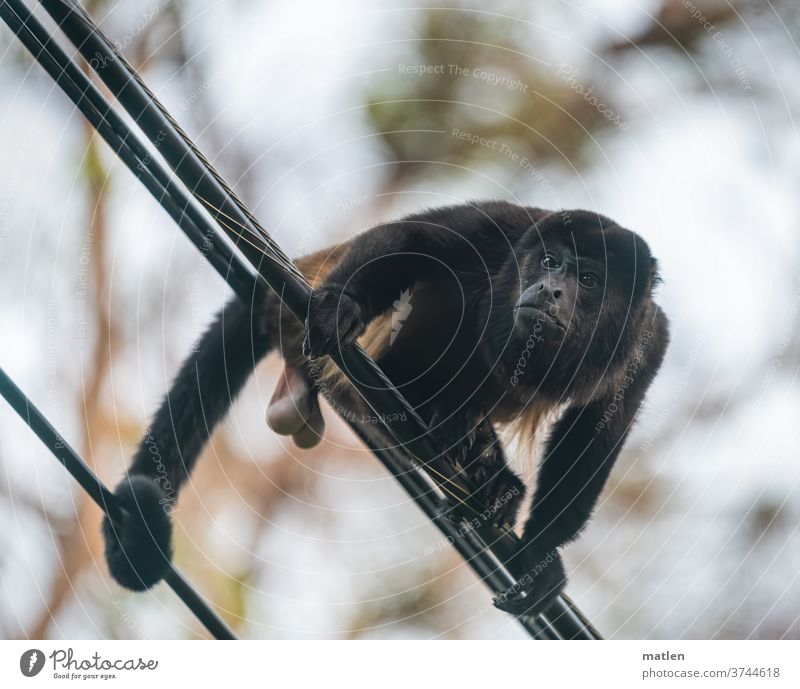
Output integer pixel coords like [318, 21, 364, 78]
[541, 255, 560, 270]
[579, 273, 599, 289]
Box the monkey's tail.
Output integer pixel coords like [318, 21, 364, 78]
[102, 293, 275, 590]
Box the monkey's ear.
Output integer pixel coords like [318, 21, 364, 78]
[102, 475, 173, 591]
[649, 256, 662, 286]
[628, 233, 658, 301]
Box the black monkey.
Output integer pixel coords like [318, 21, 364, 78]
[102, 201, 669, 617]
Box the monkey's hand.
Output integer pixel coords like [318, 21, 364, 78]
[493, 547, 566, 617]
[302, 284, 366, 359]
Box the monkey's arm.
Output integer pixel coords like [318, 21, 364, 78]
[496, 307, 669, 615]
[303, 203, 543, 358]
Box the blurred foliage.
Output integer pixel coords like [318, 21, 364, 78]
[365, 9, 615, 187]
[610, 0, 747, 53]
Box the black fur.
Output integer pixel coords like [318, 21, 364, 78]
[103, 201, 669, 618]
[303, 202, 670, 615]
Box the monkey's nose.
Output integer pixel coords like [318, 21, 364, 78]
[533, 281, 562, 303]
[517, 282, 560, 311]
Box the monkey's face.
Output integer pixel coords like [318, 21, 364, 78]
[504, 211, 657, 394]
[513, 243, 594, 336]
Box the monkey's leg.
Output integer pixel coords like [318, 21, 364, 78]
[302, 206, 526, 360]
[428, 408, 525, 527]
[469, 419, 526, 528]
[495, 307, 670, 616]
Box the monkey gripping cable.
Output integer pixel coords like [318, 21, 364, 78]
[0, 0, 601, 640]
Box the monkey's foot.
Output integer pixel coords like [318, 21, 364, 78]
[458, 417, 525, 526]
[472, 461, 525, 527]
[493, 548, 565, 617]
[427, 408, 483, 470]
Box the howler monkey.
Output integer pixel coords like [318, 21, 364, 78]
[102, 201, 669, 617]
